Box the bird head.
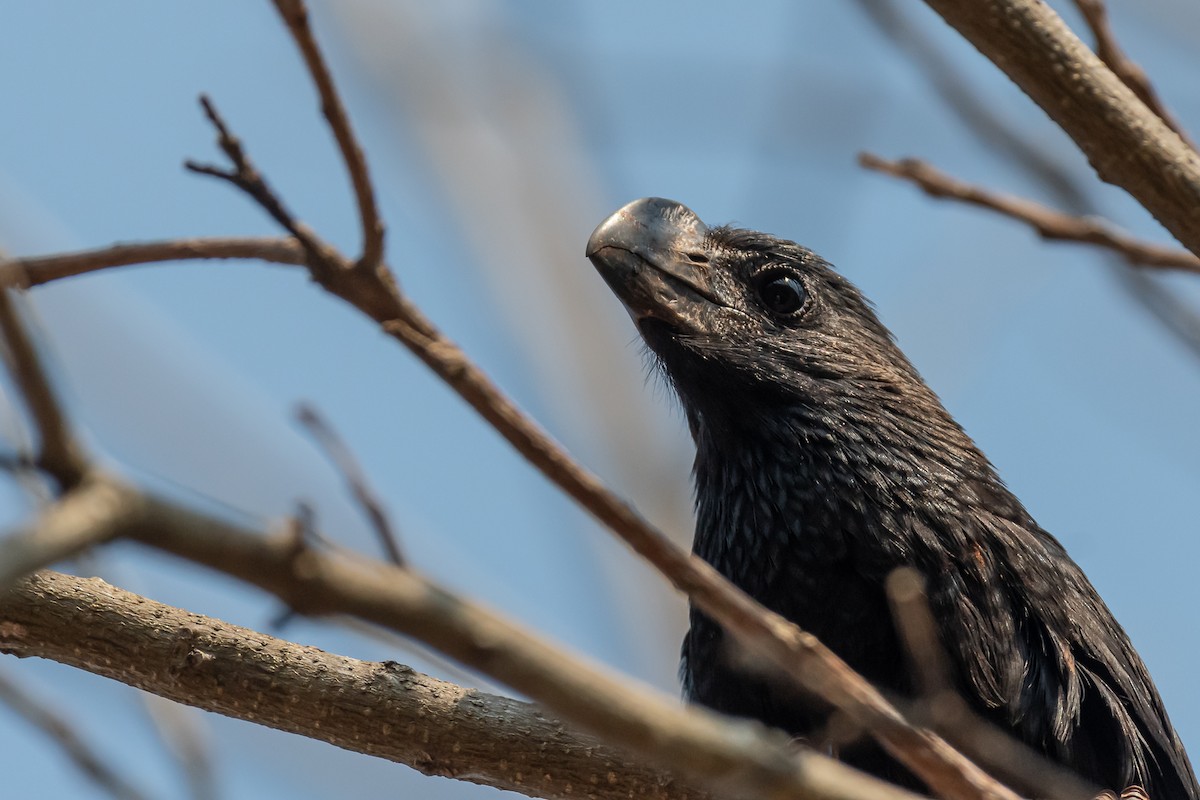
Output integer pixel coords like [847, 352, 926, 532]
[586, 197, 923, 434]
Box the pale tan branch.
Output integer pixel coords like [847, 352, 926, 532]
[0, 238, 307, 288]
[271, 0, 385, 269]
[1072, 0, 1194, 150]
[0, 571, 702, 800]
[918, 0, 1200, 258]
[859, 153, 1200, 274]
[0, 665, 151, 800]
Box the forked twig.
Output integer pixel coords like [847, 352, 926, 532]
[185, 96, 338, 275]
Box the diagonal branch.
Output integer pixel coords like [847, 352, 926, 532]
[271, 0, 385, 270]
[859, 153, 1200, 274]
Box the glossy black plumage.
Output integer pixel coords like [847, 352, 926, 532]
[586, 197, 1197, 797]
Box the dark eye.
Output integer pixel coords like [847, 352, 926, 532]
[757, 273, 806, 316]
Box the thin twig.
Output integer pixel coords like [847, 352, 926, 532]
[295, 403, 404, 566]
[0, 238, 307, 288]
[1072, 0, 1194, 150]
[0, 291, 87, 489]
[859, 153, 1200, 273]
[0, 667, 152, 800]
[271, 0, 385, 270]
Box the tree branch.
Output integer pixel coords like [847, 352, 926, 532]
[859, 153, 1200, 273]
[0, 571, 703, 800]
[0, 238, 307, 288]
[121, 489, 926, 800]
[918, 0, 1200, 258]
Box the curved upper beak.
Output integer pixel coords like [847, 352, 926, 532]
[586, 197, 708, 262]
[586, 198, 723, 323]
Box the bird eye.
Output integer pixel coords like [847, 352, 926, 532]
[756, 273, 806, 316]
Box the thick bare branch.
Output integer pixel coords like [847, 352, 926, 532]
[859, 153, 1200, 273]
[919, 0, 1200, 258]
[0, 571, 703, 800]
[270, 0, 385, 269]
[0, 666, 151, 800]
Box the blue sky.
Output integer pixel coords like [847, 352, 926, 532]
[2, 2, 1199, 798]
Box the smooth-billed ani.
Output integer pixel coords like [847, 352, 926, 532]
[585, 197, 1197, 798]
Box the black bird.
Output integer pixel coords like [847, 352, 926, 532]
[586, 197, 1197, 798]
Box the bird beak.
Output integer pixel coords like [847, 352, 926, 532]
[586, 197, 724, 326]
